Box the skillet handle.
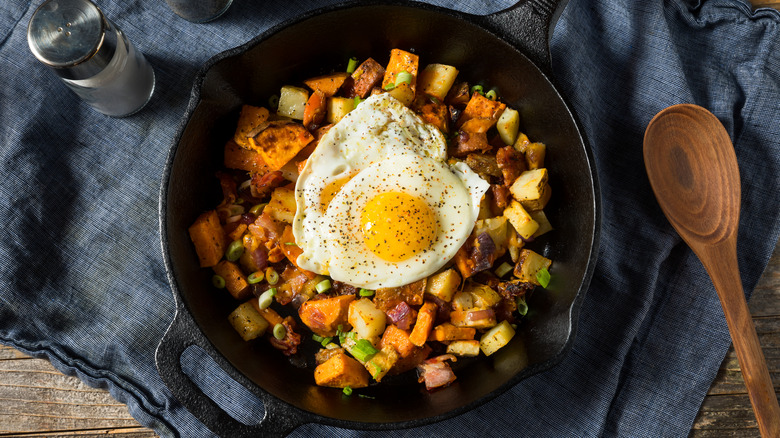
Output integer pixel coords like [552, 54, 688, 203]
[477, 0, 569, 76]
[155, 304, 313, 437]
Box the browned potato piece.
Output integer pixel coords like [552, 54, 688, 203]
[248, 121, 314, 171]
[298, 294, 355, 337]
[233, 105, 270, 148]
[526, 142, 547, 169]
[224, 140, 270, 173]
[304, 72, 349, 96]
[314, 352, 369, 388]
[456, 92, 506, 130]
[188, 210, 225, 267]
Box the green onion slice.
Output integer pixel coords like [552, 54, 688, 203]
[351, 339, 378, 362]
[470, 84, 484, 95]
[249, 203, 267, 216]
[211, 275, 225, 289]
[247, 271, 264, 284]
[383, 82, 396, 91]
[312, 334, 324, 343]
[346, 57, 359, 74]
[516, 296, 528, 316]
[536, 267, 551, 288]
[494, 262, 513, 278]
[353, 95, 363, 107]
[486, 88, 498, 100]
[266, 267, 279, 285]
[359, 288, 374, 297]
[315, 279, 332, 293]
[273, 323, 286, 340]
[257, 288, 277, 310]
[225, 240, 244, 262]
[320, 337, 333, 347]
[268, 94, 279, 110]
[343, 386, 353, 396]
[395, 71, 413, 86]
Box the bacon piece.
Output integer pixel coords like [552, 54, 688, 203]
[417, 354, 457, 390]
[386, 301, 418, 331]
[268, 317, 302, 356]
[496, 145, 527, 186]
[490, 184, 511, 209]
[250, 170, 286, 199]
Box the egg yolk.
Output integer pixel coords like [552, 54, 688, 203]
[360, 191, 437, 262]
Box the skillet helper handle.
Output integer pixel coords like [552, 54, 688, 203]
[701, 238, 780, 438]
[155, 306, 309, 437]
[478, 0, 569, 76]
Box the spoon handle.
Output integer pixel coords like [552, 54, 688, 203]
[700, 236, 780, 437]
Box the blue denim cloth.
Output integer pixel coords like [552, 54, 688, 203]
[2, 0, 779, 436]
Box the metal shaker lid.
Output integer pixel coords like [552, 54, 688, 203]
[27, 0, 117, 80]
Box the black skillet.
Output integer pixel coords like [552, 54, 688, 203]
[156, 0, 601, 436]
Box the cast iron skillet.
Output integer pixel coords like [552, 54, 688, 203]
[157, 0, 601, 436]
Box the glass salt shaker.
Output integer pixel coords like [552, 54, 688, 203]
[165, 0, 233, 23]
[27, 0, 155, 117]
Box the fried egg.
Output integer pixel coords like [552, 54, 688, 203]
[293, 93, 489, 289]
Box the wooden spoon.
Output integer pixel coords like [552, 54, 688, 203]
[643, 104, 780, 437]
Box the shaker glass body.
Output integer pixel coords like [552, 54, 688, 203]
[165, 0, 233, 23]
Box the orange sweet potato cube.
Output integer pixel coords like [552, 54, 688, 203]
[188, 210, 225, 267]
[248, 121, 314, 171]
[224, 140, 270, 173]
[380, 325, 417, 358]
[314, 352, 369, 388]
[298, 294, 356, 337]
[430, 323, 476, 342]
[234, 105, 270, 148]
[304, 72, 349, 97]
[382, 49, 419, 94]
[212, 260, 251, 300]
[456, 92, 506, 131]
[408, 302, 437, 347]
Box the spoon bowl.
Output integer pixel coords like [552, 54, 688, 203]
[644, 104, 780, 437]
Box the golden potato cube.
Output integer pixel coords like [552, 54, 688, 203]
[509, 168, 548, 203]
[364, 346, 399, 382]
[497, 107, 520, 145]
[513, 132, 531, 154]
[424, 269, 461, 302]
[521, 183, 551, 211]
[348, 298, 386, 341]
[474, 216, 509, 254]
[464, 282, 502, 308]
[327, 96, 355, 124]
[228, 301, 269, 341]
[386, 83, 416, 107]
[526, 142, 546, 169]
[446, 340, 481, 357]
[480, 320, 515, 356]
[418, 63, 459, 101]
[277, 85, 309, 120]
[503, 200, 539, 240]
[529, 210, 553, 237]
[265, 186, 296, 224]
[514, 249, 552, 286]
[450, 291, 474, 312]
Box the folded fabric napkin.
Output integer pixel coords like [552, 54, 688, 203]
[1, 0, 779, 436]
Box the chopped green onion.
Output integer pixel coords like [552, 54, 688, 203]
[312, 334, 324, 343]
[273, 323, 286, 340]
[325, 342, 339, 350]
[337, 325, 346, 344]
[359, 288, 374, 297]
[358, 393, 375, 399]
[315, 279, 332, 293]
[485, 88, 498, 100]
[470, 84, 484, 95]
[247, 271, 265, 284]
[225, 240, 244, 262]
[346, 57, 359, 74]
[395, 71, 413, 86]
[536, 267, 551, 288]
[211, 274, 226, 289]
[429, 96, 440, 104]
[353, 95, 363, 107]
[351, 338, 378, 362]
[320, 337, 333, 347]
[343, 386, 353, 396]
[266, 267, 279, 285]
[494, 262, 513, 278]
[516, 296, 528, 316]
[284, 242, 298, 246]
[257, 288, 277, 309]
[235, 197, 244, 205]
[383, 82, 396, 91]
[249, 203, 267, 216]
[268, 94, 279, 110]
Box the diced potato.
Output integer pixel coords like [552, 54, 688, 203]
[497, 107, 520, 145]
[424, 269, 461, 302]
[464, 282, 502, 308]
[408, 302, 437, 346]
[430, 323, 476, 342]
[380, 325, 417, 358]
[188, 210, 225, 267]
[298, 294, 355, 337]
[314, 352, 369, 388]
[386, 83, 415, 107]
[507, 224, 524, 263]
[514, 249, 552, 286]
[364, 346, 399, 382]
[446, 340, 481, 357]
[265, 186, 296, 224]
[213, 260, 251, 300]
[228, 301, 270, 341]
[304, 72, 349, 96]
[509, 168, 548, 203]
[480, 320, 516, 356]
[224, 140, 269, 173]
[521, 183, 551, 211]
[513, 132, 531, 154]
[234, 105, 270, 148]
[277, 85, 309, 120]
[348, 298, 386, 341]
[503, 200, 539, 240]
[248, 121, 314, 171]
[327, 97, 354, 124]
[449, 308, 497, 329]
[418, 63, 459, 101]
[473, 217, 509, 255]
[382, 49, 419, 95]
[526, 142, 546, 169]
[529, 210, 553, 237]
[450, 291, 474, 312]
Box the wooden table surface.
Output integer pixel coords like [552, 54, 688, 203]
[3, 2, 780, 437]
